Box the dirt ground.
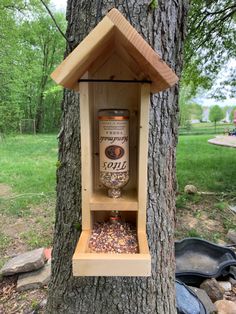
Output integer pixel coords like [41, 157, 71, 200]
[0, 276, 47, 314]
[0, 183, 54, 313]
[175, 193, 236, 243]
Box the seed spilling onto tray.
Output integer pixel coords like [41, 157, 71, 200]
[88, 221, 138, 254]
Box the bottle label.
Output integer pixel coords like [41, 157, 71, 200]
[99, 118, 129, 173]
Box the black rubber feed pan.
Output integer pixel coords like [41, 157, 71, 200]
[175, 238, 236, 285]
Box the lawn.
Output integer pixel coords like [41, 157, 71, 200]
[177, 134, 236, 192]
[0, 134, 57, 268]
[0, 134, 57, 216]
[176, 134, 236, 243]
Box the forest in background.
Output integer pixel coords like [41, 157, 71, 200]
[0, 0, 235, 133]
[0, 0, 65, 133]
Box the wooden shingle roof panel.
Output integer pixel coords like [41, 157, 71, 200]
[51, 17, 115, 89]
[51, 9, 178, 93]
[107, 9, 178, 92]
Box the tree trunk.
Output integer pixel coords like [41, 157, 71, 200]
[47, 1, 189, 313]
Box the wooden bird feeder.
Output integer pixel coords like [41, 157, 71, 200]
[51, 8, 178, 277]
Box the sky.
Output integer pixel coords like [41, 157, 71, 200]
[51, 0, 67, 12]
[50, 0, 235, 108]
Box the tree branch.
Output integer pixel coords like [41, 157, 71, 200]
[39, 0, 71, 49]
[205, 4, 236, 16]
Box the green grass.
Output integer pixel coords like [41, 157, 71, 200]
[0, 134, 57, 215]
[177, 134, 236, 192]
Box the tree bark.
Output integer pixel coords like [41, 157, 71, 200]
[46, 1, 189, 313]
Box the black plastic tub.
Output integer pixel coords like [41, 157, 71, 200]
[175, 238, 236, 286]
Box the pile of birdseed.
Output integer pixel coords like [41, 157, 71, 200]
[88, 221, 138, 254]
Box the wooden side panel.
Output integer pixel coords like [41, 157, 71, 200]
[138, 231, 150, 254]
[73, 230, 91, 254]
[80, 80, 93, 230]
[137, 84, 150, 231]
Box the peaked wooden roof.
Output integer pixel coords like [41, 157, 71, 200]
[51, 8, 178, 93]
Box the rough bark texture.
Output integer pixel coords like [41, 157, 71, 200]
[46, 1, 189, 313]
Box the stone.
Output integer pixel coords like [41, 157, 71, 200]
[218, 281, 232, 292]
[1, 248, 46, 276]
[214, 300, 236, 314]
[229, 205, 236, 214]
[229, 277, 236, 285]
[227, 229, 236, 244]
[16, 259, 51, 292]
[189, 286, 217, 314]
[184, 184, 197, 194]
[200, 278, 224, 302]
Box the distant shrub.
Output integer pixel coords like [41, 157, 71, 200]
[0, 102, 23, 133]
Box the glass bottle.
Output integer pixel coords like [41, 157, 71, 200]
[98, 109, 129, 198]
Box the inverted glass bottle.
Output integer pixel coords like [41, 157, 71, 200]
[98, 109, 129, 198]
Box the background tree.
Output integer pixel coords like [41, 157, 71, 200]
[0, 0, 66, 133]
[182, 0, 236, 99]
[46, 1, 189, 313]
[230, 106, 236, 123]
[179, 85, 203, 126]
[209, 105, 224, 131]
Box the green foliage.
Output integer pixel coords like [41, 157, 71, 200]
[187, 229, 202, 238]
[209, 105, 224, 125]
[149, 0, 158, 10]
[0, 1, 65, 133]
[230, 106, 236, 122]
[0, 232, 11, 251]
[0, 103, 23, 133]
[214, 202, 227, 211]
[74, 222, 82, 231]
[184, 120, 192, 131]
[182, 0, 236, 98]
[179, 85, 203, 126]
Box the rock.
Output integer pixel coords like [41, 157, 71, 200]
[229, 205, 236, 214]
[218, 281, 232, 292]
[1, 248, 46, 276]
[229, 277, 236, 285]
[200, 278, 224, 302]
[16, 260, 51, 292]
[227, 229, 236, 244]
[184, 184, 197, 194]
[189, 286, 217, 313]
[39, 298, 47, 308]
[214, 300, 236, 314]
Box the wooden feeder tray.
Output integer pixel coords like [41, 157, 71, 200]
[73, 229, 150, 277]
